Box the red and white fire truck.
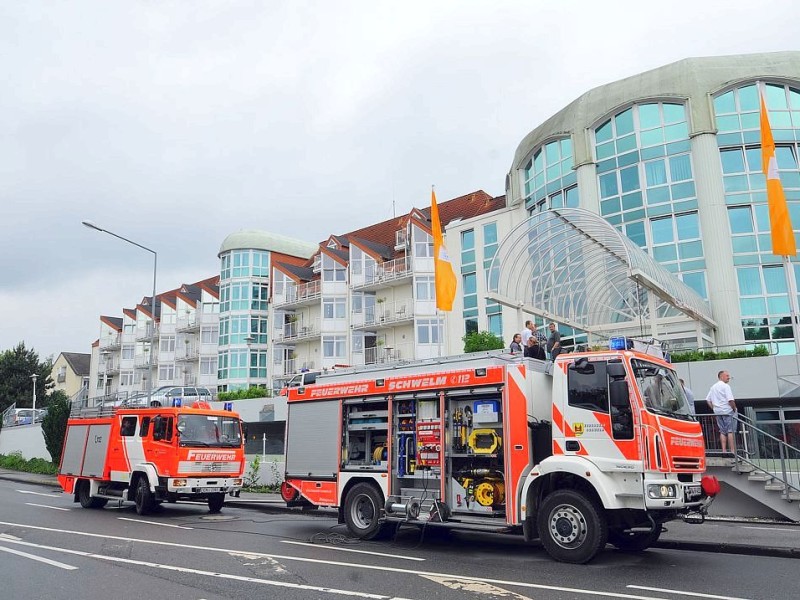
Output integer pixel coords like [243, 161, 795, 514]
[58, 401, 245, 515]
[282, 348, 717, 563]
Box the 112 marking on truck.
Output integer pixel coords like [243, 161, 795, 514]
[282, 346, 718, 563]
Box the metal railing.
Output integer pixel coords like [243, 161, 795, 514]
[670, 341, 779, 357]
[698, 413, 800, 500]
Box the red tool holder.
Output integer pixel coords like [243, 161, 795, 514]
[416, 420, 442, 467]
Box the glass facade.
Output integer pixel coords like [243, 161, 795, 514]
[218, 248, 271, 391]
[595, 102, 707, 301]
[715, 82, 800, 351]
[523, 139, 578, 212]
[461, 229, 478, 335]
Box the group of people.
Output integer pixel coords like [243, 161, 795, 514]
[509, 320, 562, 361]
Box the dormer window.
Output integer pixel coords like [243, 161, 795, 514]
[395, 229, 407, 249]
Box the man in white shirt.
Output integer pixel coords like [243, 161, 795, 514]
[706, 370, 737, 455]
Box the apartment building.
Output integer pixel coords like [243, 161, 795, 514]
[88, 277, 221, 402]
[270, 190, 505, 391]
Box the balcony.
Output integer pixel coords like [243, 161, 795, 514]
[175, 344, 200, 362]
[176, 314, 201, 333]
[352, 300, 414, 331]
[353, 257, 412, 290]
[135, 325, 159, 342]
[274, 280, 322, 308]
[273, 319, 321, 343]
[133, 355, 155, 370]
[364, 342, 413, 365]
[100, 334, 122, 350]
[104, 359, 121, 375]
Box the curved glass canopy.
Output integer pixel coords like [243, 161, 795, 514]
[486, 208, 715, 336]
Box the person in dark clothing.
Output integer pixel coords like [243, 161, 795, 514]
[524, 336, 546, 360]
[546, 322, 562, 361]
[509, 333, 523, 354]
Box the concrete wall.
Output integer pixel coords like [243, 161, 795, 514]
[0, 424, 50, 461]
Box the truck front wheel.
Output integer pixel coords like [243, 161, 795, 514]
[609, 524, 663, 552]
[207, 493, 225, 513]
[135, 477, 155, 515]
[77, 480, 107, 509]
[344, 483, 388, 540]
[537, 489, 607, 564]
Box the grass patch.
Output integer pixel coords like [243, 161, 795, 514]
[0, 452, 57, 475]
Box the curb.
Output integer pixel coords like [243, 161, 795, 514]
[656, 540, 800, 560]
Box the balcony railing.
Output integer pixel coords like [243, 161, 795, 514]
[175, 344, 200, 361]
[354, 300, 414, 330]
[363, 342, 413, 365]
[100, 334, 122, 350]
[355, 257, 412, 289]
[135, 325, 159, 342]
[275, 319, 321, 342]
[275, 280, 322, 307]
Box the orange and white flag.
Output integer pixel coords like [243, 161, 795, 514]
[760, 94, 796, 256]
[431, 188, 457, 311]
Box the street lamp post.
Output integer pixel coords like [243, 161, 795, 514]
[83, 220, 158, 406]
[30, 374, 37, 424]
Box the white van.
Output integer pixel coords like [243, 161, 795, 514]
[281, 371, 320, 395]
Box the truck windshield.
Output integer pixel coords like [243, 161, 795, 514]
[177, 415, 242, 447]
[631, 359, 694, 420]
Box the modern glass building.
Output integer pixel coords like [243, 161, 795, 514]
[498, 51, 800, 353]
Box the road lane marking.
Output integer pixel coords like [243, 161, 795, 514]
[17, 490, 60, 497]
[0, 537, 410, 599]
[741, 526, 798, 532]
[0, 520, 700, 600]
[118, 517, 193, 530]
[281, 540, 424, 561]
[25, 503, 70, 511]
[628, 585, 751, 599]
[422, 575, 533, 599]
[0, 545, 77, 570]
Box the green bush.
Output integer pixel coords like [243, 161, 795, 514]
[0, 452, 57, 475]
[670, 344, 770, 363]
[218, 386, 271, 401]
[41, 390, 71, 464]
[463, 331, 505, 353]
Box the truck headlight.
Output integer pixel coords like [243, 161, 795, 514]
[173, 479, 187, 487]
[232, 479, 242, 486]
[647, 484, 676, 499]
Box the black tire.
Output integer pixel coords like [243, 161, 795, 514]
[77, 480, 108, 509]
[609, 524, 663, 552]
[343, 483, 388, 540]
[134, 476, 155, 516]
[208, 493, 225, 513]
[537, 489, 607, 564]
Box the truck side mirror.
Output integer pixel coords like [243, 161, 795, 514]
[609, 380, 630, 407]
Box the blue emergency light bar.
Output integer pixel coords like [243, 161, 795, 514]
[609, 337, 628, 351]
[171, 398, 182, 407]
[224, 402, 233, 411]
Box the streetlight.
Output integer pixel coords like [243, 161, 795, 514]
[245, 335, 255, 388]
[83, 220, 158, 406]
[30, 374, 37, 424]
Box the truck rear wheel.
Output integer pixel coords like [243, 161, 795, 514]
[537, 489, 607, 564]
[609, 524, 663, 552]
[77, 480, 107, 509]
[134, 476, 155, 516]
[344, 483, 388, 540]
[207, 493, 225, 513]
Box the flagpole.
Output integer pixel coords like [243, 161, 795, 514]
[437, 308, 443, 358]
[783, 255, 800, 354]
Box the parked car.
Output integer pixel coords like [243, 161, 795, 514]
[5, 408, 45, 426]
[145, 386, 214, 407]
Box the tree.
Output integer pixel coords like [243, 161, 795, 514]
[0, 342, 54, 414]
[463, 331, 505, 353]
[41, 390, 71, 464]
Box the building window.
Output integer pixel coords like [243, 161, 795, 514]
[200, 358, 216, 375]
[322, 253, 346, 282]
[523, 138, 579, 212]
[415, 276, 435, 300]
[414, 227, 433, 258]
[232, 250, 250, 278]
[323, 335, 346, 358]
[250, 350, 268, 378]
[158, 364, 175, 381]
[417, 318, 442, 344]
[120, 371, 134, 386]
[122, 345, 135, 360]
[323, 297, 347, 319]
[159, 336, 176, 353]
[488, 314, 503, 337]
[201, 326, 218, 345]
[252, 250, 270, 277]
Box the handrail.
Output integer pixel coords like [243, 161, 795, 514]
[698, 413, 800, 500]
[670, 341, 778, 356]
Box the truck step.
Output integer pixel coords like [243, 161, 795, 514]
[384, 516, 517, 534]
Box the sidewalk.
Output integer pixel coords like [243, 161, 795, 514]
[2, 469, 798, 559]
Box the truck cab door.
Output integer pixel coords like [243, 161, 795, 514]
[561, 359, 640, 471]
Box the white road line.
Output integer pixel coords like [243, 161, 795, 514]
[422, 574, 533, 599]
[741, 526, 798, 532]
[25, 503, 70, 511]
[0, 544, 77, 570]
[118, 517, 193, 530]
[0, 520, 698, 600]
[628, 585, 751, 600]
[17, 490, 60, 497]
[281, 540, 424, 561]
[0, 537, 409, 599]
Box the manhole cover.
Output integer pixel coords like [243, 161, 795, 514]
[200, 515, 238, 521]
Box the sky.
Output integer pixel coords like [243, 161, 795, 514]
[1, 0, 798, 361]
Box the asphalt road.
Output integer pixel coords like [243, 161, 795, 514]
[0, 478, 795, 600]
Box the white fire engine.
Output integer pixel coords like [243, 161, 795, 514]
[58, 401, 246, 515]
[282, 348, 717, 563]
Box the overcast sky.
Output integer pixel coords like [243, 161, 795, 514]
[1, 1, 797, 361]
